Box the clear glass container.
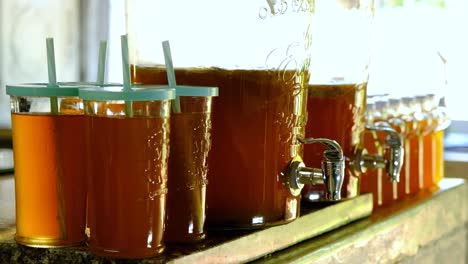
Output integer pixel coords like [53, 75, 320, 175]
[415, 94, 437, 190]
[81, 87, 175, 258]
[361, 98, 400, 207]
[433, 109, 450, 184]
[6, 84, 89, 247]
[127, 0, 313, 228]
[164, 86, 218, 243]
[303, 0, 378, 200]
[398, 96, 420, 196]
[426, 95, 450, 185]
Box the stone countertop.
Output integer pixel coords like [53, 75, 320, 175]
[254, 178, 468, 264]
[0, 173, 373, 264]
[1, 173, 466, 264]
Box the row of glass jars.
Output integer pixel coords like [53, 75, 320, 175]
[6, 36, 348, 259]
[361, 94, 450, 207]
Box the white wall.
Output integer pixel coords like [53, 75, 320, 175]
[0, 0, 81, 128]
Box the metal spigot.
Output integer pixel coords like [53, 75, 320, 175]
[285, 138, 344, 201]
[360, 122, 404, 182]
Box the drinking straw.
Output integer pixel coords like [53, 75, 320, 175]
[97, 40, 108, 86]
[162, 40, 181, 113]
[46, 37, 67, 240]
[121, 35, 134, 117]
[46, 38, 59, 114]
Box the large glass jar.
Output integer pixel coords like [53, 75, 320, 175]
[127, 0, 316, 228]
[303, 0, 381, 200]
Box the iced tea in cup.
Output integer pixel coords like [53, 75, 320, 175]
[6, 84, 89, 247]
[162, 85, 218, 243]
[80, 86, 175, 258]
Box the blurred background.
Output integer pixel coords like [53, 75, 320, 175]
[0, 0, 467, 148]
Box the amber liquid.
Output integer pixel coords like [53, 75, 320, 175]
[422, 133, 436, 189]
[86, 116, 169, 258]
[303, 83, 366, 200]
[12, 113, 87, 247]
[133, 66, 307, 228]
[361, 130, 396, 207]
[165, 111, 211, 243]
[397, 137, 410, 198]
[415, 118, 432, 190]
[387, 117, 409, 200]
[420, 118, 434, 190]
[434, 130, 445, 184]
[409, 132, 421, 194]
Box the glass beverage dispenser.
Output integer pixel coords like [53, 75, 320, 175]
[127, 0, 345, 228]
[303, 0, 403, 201]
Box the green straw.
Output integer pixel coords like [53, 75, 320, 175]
[46, 38, 59, 114]
[97, 40, 108, 86]
[120, 35, 133, 117]
[46, 37, 67, 240]
[162, 40, 181, 113]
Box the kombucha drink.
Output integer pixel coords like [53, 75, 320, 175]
[12, 113, 87, 247]
[433, 104, 449, 184]
[383, 99, 411, 199]
[418, 95, 446, 189]
[303, 83, 366, 200]
[132, 66, 308, 228]
[423, 130, 436, 188]
[362, 130, 396, 206]
[434, 130, 445, 183]
[361, 102, 397, 207]
[392, 98, 419, 198]
[86, 115, 169, 258]
[407, 121, 420, 195]
[165, 110, 211, 243]
[396, 131, 412, 198]
[418, 116, 434, 190]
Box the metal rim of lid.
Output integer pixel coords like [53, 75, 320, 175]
[5, 84, 92, 97]
[133, 84, 218, 97]
[79, 86, 176, 101]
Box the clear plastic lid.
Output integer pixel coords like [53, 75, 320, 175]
[133, 84, 218, 97]
[21, 82, 122, 88]
[6, 83, 93, 97]
[79, 86, 176, 101]
[59, 82, 122, 87]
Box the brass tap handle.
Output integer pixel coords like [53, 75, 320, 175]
[365, 122, 404, 182]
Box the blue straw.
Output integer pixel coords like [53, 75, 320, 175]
[162, 40, 181, 113]
[97, 40, 108, 86]
[121, 35, 133, 117]
[46, 38, 58, 114]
